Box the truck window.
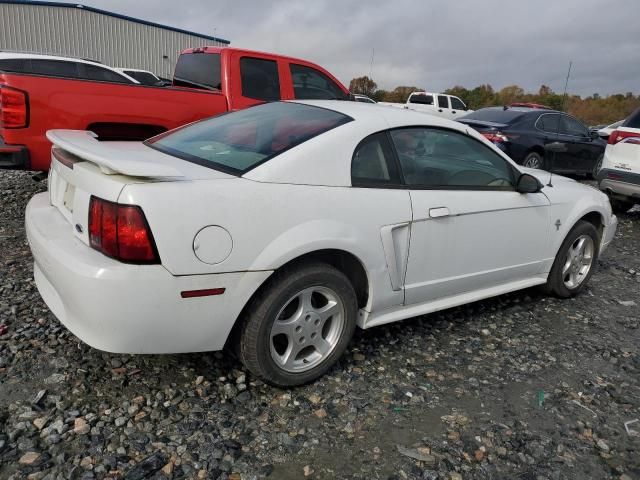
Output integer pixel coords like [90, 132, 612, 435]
[174, 53, 222, 90]
[450, 97, 466, 110]
[29, 59, 80, 79]
[290, 64, 349, 100]
[438, 95, 449, 109]
[82, 64, 132, 83]
[239, 57, 281, 102]
[0, 58, 26, 72]
[409, 94, 433, 105]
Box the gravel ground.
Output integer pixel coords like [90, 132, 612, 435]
[1, 169, 639, 480]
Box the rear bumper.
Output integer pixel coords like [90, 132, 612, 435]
[598, 168, 640, 202]
[26, 192, 272, 354]
[0, 137, 29, 169]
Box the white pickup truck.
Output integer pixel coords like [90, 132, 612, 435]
[380, 91, 471, 120]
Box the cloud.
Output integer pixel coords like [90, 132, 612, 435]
[75, 0, 640, 96]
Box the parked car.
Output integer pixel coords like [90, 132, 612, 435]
[597, 119, 624, 141]
[0, 51, 139, 83]
[26, 101, 617, 386]
[598, 108, 640, 213]
[458, 106, 606, 177]
[353, 94, 376, 103]
[114, 67, 169, 86]
[0, 46, 350, 171]
[380, 91, 471, 120]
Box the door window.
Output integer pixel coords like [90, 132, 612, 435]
[351, 133, 401, 187]
[537, 113, 561, 133]
[29, 59, 80, 79]
[437, 95, 449, 109]
[561, 115, 588, 137]
[450, 97, 466, 110]
[239, 57, 281, 101]
[390, 128, 515, 189]
[290, 64, 349, 100]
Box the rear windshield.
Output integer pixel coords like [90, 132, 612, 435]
[623, 107, 640, 129]
[461, 108, 526, 124]
[173, 53, 221, 90]
[146, 102, 353, 175]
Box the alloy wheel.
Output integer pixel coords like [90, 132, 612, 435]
[562, 235, 595, 289]
[269, 286, 345, 373]
[523, 155, 542, 169]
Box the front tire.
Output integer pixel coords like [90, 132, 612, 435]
[523, 151, 544, 170]
[543, 221, 600, 298]
[237, 262, 357, 387]
[590, 155, 603, 179]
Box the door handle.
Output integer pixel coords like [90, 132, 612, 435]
[438, 109, 443, 112]
[452, 111, 457, 114]
[429, 207, 450, 218]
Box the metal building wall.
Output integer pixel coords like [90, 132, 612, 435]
[0, 3, 228, 77]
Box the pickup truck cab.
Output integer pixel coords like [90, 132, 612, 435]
[0, 47, 350, 171]
[380, 92, 471, 120]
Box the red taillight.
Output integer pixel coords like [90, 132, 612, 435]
[0, 86, 28, 128]
[88, 196, 159, 263]
[482, 132, 509, 143]
[608, 129, 640, 145]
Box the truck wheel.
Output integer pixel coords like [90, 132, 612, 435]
[543, 220, 600, 298]
[523, 152, 544, 169]
[237, 262, 357, 387]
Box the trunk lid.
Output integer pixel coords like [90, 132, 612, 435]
[45, 129, 234, 248]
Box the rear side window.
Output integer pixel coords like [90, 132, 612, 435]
[623, 108, 640, 129]
[29, 59, 80, 78]
[174, 53, 221, 90]
[239, 57, 280, 101]
[290, 64, 349, 100]
[146, 102, 352, 175]
[537, 113, 561, 133]
[438, 95, 449, 109]
[351, 133, 401, 187]
[82, 64, 131, 83]
[0, 58, 26, 72]
[409, 94, 433, 105]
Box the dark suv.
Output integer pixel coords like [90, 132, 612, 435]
[458, 107, 606, 177]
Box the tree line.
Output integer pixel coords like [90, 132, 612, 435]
[349, 76, 640, 126]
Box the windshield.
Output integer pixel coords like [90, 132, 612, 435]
[146, 102, 352, 175]
[173, 53, 221, 90]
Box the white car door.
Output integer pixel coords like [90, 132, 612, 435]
[389, 127, 551, 304]
[436, 94, 454, 119]
[449, 96, 468, 120]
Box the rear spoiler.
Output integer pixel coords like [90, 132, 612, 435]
[46, 130, 184, 178]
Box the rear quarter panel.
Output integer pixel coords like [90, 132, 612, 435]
[0, 73, 228, 170]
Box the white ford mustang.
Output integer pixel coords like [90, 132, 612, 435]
[26, 101, 617, 386]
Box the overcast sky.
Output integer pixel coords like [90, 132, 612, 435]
[76, 0, 639, 97]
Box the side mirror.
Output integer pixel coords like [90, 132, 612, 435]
[516, 173, 543, 193]
[589, 130, 600, 140]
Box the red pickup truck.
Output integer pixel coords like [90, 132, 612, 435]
[0, 47, 350, 171]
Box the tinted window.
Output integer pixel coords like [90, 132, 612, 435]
[0, 58, 26, 72]
[125, 70, 159, 85]
[460, 108, 526, 124]
[450, 97, 466, 110]
[174, 53, 221, 90]
[29, 59, 80, 78]
[438, 95, 449, 109]
[352, 133, 400, 187]
[623, 108, 640, 129]
[537, 113, 561, 133]
[561, 115, 588, 136]
[82, 64, 131, 83]
[390, 128, 515, 189]
[146, 102, 352, 175]
[290, 64, 349, 100]
[240, 57, 280, 101]
[409, 94, 433, 105]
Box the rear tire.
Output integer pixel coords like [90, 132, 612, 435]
[543, 221, 600, 298]
[523, 151, 544, 170]
[237, 262, 357, 387]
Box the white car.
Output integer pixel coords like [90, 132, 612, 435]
[598, 108, 640, 213]
[0, 52, 139, 84]
[597, 119, 624, 141]
[26, 101, 617, 386]
[114, 67, 164, 86]
[352, 94, 376, 104]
